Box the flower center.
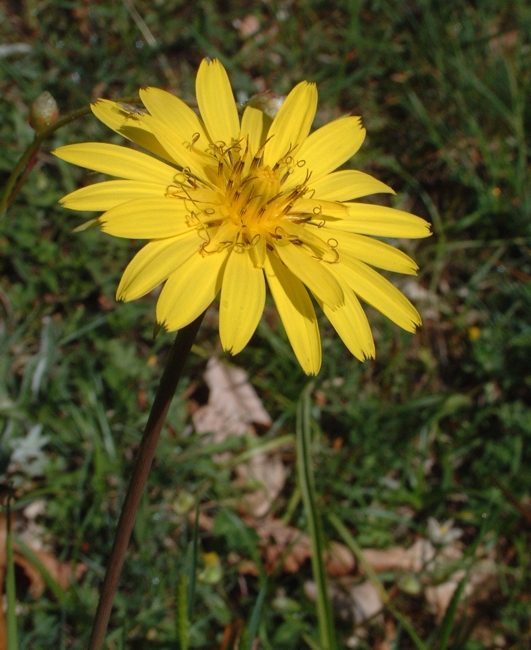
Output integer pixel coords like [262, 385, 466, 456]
[165, 137, 331, 266]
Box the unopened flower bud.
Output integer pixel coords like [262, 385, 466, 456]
[247, 91, 286, 119]
[29, 91, 59, 131]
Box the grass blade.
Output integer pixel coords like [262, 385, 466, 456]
[297, 384, 337, 650]
[436, 574, 468, 650]
[176, 574, 189, 650]
[6, 493, 19, 650]
[14, 534, 67, 603]
[187, 500, 200, 620]
[246, 579, 267, 650]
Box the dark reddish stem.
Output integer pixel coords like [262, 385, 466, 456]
[87, 312, 205, 650]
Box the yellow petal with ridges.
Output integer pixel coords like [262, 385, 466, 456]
[91, 100, 173, 162]
[309, 170, 395, 201]
[117, 234, 199, 301]
[141, 115, 209, 183]
[157, 248, 229, 331]
[219, 248, 265, 354]
[99, 197, 193, 238]
[336, 257, 421, 332]
[328, 229, 419, 274]
[291, 199, 347, 219]
[328, 203, 432, 239]
[53, 143, 178, 184]
[286, 117, 365, 190]
[241, 105, 272, 155]
[139, 87, 209, 151]
[263, 81, 317, 167]
[280, 222, 336, 262]
[318, 284, 375, 361]
[60, 180, 166, 211]
[265, 251, 321, 375]
[275, 243, 344, 309]
[196, 59, 240, 145]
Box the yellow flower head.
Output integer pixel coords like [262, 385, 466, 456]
[54, 59, 430, 375]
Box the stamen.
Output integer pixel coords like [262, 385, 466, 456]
[324, 248, 339, 264]
[188, 133, 200, 150]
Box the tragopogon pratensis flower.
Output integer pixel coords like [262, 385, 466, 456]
[54, 59, 430, 374]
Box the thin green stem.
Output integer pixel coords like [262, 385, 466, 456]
[87, 312, 205, 650]
[296, 384, 337, 650]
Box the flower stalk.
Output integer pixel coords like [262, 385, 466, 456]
[87, 312, 205, 650]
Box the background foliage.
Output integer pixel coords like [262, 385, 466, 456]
[1, 0, 530, 648]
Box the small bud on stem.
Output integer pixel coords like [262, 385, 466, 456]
[29, 91, 59, 131]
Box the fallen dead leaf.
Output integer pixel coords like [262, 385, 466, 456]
[424, 557, 498, 621]
[305, 578, 383, 626]
[192, 357, 283, 517]
[192, 357, 272, 441]
[232, 452, 287, 517]
[255, 518, 354, 575]
[360, 537, 498, 621]
[361, 538, 461, 574]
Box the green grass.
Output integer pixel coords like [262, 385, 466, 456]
[1, 0, 531, 648]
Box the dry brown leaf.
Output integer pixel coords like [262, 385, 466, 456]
[425, 558, 497, 620]
[305, 578, 383, 626]
[325, 541, 356, 577]
[255, 518, 354, 575]
[192, 357, 272, 441]
[361, 546, 414, 573]
[361, 537, 498, 621]
[192, 357, 283, 517]
[361, 539, 462, 574]
[232, 452, 287, 518]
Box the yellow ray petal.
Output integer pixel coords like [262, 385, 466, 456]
[286, 117, 365, 190]
[117, 234, 200, 301]
[275, 243, 344, 309]
[325, 203, 432, 239]
[280, 222, 337, 262]
[326, 229, 419, 275]
[263, 81, 317, 167]
[318, 283, 375, 361]
[240, 105, 273, 155]
[141, 115, 210, 182]
[99, 197, 193, 238]
[290, 198, 347, 219]
[196, 59, 240, 145]
[264, 251, 321, 375]
[91, 99, 173, 161]
[60, 180, 167, 211]
[157, 248, 229, 331]
[53, 143, 178, 184]
[219, 248, 266, 354]
[139, 87, 209, 151]
[336, 257, 421, 332]
[309, 170, 395, 201]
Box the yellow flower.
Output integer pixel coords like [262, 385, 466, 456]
[54, 59, 430, 375]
